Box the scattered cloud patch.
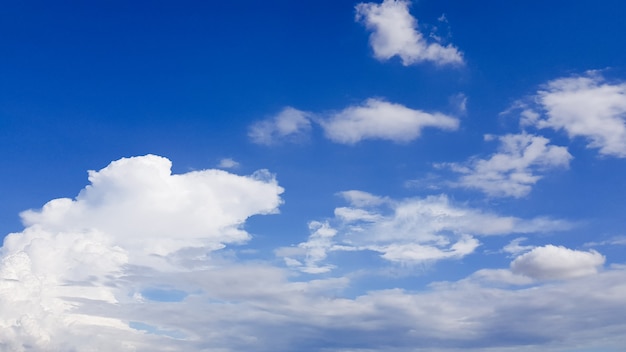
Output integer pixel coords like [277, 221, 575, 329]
[441, 133, 572, 197]
[584, 235, 626, 247]
[279, 192, 570, 271]
[320, 98, 459, 144]
[248, 107, 312, 145]
[355, 0, 463, 66]
[523, 72, 626, 157]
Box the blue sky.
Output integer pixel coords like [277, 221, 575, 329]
[1, 0, 626, 350]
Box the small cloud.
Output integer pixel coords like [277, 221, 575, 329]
[217, 158, 240, 169]
[248, 107, 312, 145]
[355, 0, 463, 66]
[320, 98, 459, 144]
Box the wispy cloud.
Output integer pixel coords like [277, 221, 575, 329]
[248, 107, 312, 145]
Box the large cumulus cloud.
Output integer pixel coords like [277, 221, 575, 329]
[0, 154, 283, 351]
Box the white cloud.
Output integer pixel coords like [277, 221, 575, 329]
[442, 133, 572, 197]
[248, 107, 312, 145]
[279, 192, 570, 270]
[217, 157, 239, 169]
[511, 245, 605, 280]
[18, 155, 283, 261]
[320, 98, 459, 144]
[0, 155, 284, 350]
[355, 0, 463, 66]
[525, 72, 626, 157]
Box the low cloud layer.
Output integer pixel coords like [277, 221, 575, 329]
[0, 155, 624, 351]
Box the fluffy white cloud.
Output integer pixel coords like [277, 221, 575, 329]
[18, 155, 283, 262]
[355, 0, 463, 66]
[442, 133, 572, 197]
[279, 192, 570, 270]
[523, 72, 626, 157]
[0, 155, 284, 350]
[248, 107, 312, 145]
[511, 245, 605, 281]
[321, 98, 459, 144]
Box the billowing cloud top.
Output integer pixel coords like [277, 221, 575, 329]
[0, 155, 284, 351]
[17, 155, 284, 260]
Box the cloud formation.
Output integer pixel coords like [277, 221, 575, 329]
[356, 0, 463, 66]
[0, 155, 284, 350]
[321, 98, 459, 144]
[441, 133, 572, 197]
[279, 191, 571, 272]
[523, 72, 626, 157]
